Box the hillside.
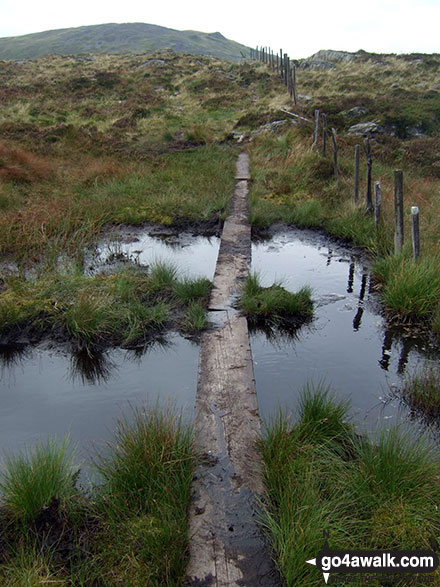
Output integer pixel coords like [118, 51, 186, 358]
[0, 22, 250, 61]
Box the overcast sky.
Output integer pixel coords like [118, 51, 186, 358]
[0, 0, 438, 58]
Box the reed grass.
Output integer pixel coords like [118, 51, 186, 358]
[0, 437, 78, 524]
[239, 272, 313, 328]
[0, 265, 212, 348]
[0, 405, 194, 586]
[261, 384, 440, 586]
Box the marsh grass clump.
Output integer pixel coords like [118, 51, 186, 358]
[400, 364, 440, 421]
[173, 276, 211, 304]
[91, 407, 194, 584]
[373, 254, 440, 320]
[0, 406, 194, 585]
[261, 385, 440, 585]
[182, 300, 207, 333]
[148, 260, 178, 292]
[239, 272, 313, 330]
[0, 437, 78, 524]
[0, 265, 211, 348]
[95, 407, 193, 515]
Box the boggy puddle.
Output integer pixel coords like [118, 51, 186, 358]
[0, 226, 220, 468]
[250, 224, 440, 431]
[1, 223, 440, 467]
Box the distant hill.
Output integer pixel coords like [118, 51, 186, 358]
[0, 22, 250, 61]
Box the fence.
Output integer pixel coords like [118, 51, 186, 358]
[309, 107, 422, 262]
[249, 47, 422, 262]
[250, 46, 297, 105]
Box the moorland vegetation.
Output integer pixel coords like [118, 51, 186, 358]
[0, 47, 440, 585]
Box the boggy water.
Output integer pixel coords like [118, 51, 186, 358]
[250, 225, 440, 431]
[0, 225, 439, 465]
[0, 229, 221, 466]
[0, 335, 199, 468]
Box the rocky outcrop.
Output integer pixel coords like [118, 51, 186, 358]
[300, 49, 360, 69]
[343, 106, 368, 118]
[347, 121, 384, 136]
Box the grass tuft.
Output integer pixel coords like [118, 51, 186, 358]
[182, 300, 207, 333]
[0, 405, 194, 585]
[261, 385, 440, 585]
[173, 276, 211, 304]
[0, 437, 78, 524]
[93, 406, 194, 584]
[399, 364, 440, 421]
[377, 255, 440, 318]
[239, 272, 313, 329]
[148, 261, 178, 291]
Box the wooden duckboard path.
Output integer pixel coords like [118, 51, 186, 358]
[186, 154, 280, 586]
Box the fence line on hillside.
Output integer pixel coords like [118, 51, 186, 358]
[309, 109, 423, 261]
[249, 47, 423, 262]
[250, 46, 297, 105]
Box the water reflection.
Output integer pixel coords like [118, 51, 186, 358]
[379, 325, 434, 375]
[68, 336, 174, 384]
[0, 343, 31, 370]
[347, 262, 355, 293]
[379, 329, 393, 371]
[251, 227, 440, 426]
[326, 248, 332, 266]
[352, 270, 369, 331]
[69, 349, 116, 385]
[0, 332, 199, 459]
[94, 231, 221, 280]
[124, 336, 171, 362]
[248, 322, 304, 345]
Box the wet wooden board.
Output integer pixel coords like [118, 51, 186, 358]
[186, 154, 280, 586]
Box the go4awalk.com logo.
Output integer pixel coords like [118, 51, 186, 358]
[306, 532, 439, 584]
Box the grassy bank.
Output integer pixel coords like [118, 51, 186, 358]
[261, 386, 440, 586]
[0, 263, 211, 348]
[0, 144, 236, 264]
[0, 406, 194, 586]
[246, 53, 440, 330]
[0, 53, 289, 265]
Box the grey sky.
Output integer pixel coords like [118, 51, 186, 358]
[0, 0, 438, 58]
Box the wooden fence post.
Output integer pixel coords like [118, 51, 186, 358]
[292, 63, 297, 105]
[354, 145, 360, 204]
[284, 54, 289, 86]
[280, 49, 284, 78]
[411, 206, 420, 261]
[394, 170, 404, 254]
[321, 114, 327, 156]
[375, 181, 381, 228]
[331, 128, 338, 179]
[312, 109, 320, 150]
[364, 138, 373, 214]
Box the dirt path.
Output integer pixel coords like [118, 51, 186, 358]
[186, 154, 280, 585]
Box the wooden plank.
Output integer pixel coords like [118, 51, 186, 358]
[186, 154, 280, 586]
